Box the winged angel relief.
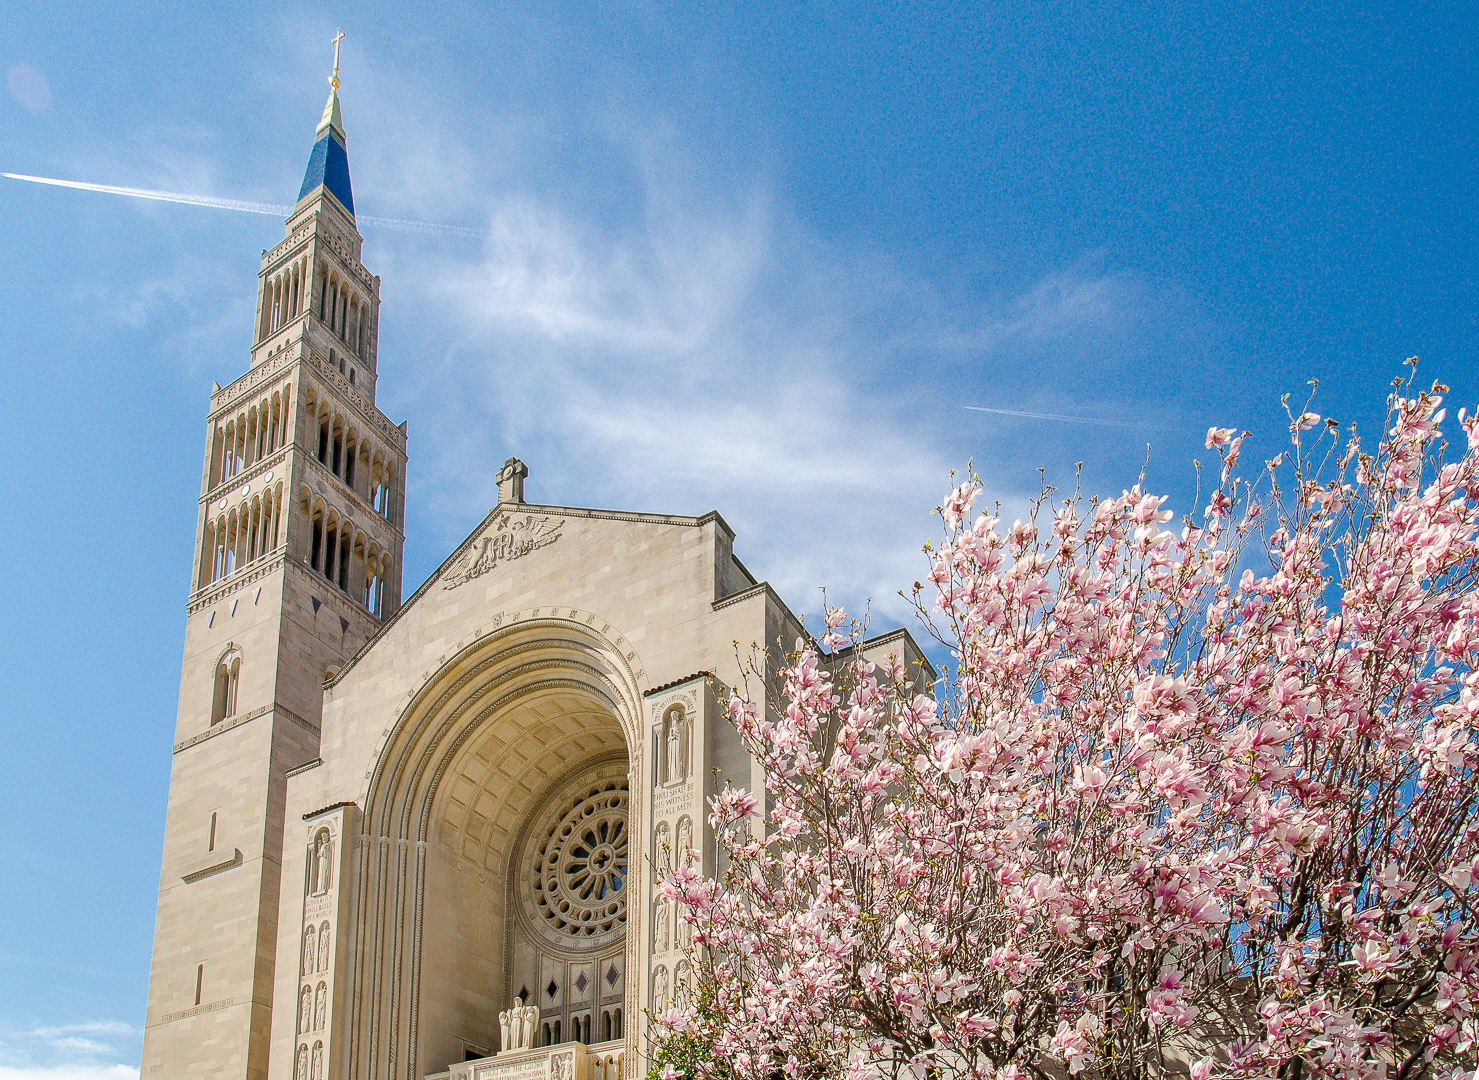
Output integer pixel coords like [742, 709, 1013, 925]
[442, 514, 564, 589]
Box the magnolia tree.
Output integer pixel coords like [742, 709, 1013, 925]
[653, 372, 1479, 1080]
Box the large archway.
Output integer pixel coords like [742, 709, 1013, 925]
[345, 618, 643, 1080]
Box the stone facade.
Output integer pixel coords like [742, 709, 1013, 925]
[141, 78, 927, 1080]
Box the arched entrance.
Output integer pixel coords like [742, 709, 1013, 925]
[346, 618, 642, 1080]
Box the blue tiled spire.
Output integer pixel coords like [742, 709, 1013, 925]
[297, 87, 354, 219]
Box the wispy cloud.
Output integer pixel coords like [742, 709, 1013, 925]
[348, 84, 1130, 618]
[0, 1020, 138, 1075]
[964, 405, 1146, 428]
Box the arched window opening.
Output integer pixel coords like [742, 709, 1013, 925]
[348, 366, 355, 385]
[336, 531, 350, 591]
[211, 650, 241, 724]
[322, 518, 339, 582]
[310, 513, 324, 572]
[317, 414, 330, 465]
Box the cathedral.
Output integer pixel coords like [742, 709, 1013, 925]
[140, 61, 926, 1080]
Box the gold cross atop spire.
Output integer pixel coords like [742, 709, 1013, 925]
[330, 28, 345, 90]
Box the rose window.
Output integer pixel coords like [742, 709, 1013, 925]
[533, 783, 629, 939]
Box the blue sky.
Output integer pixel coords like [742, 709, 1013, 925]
[0, 1, 1474, 1075]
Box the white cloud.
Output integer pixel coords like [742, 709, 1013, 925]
[7, 64, 51, 114]
[318, 61, 1131, 624]
[0, 1020, 138, 1078]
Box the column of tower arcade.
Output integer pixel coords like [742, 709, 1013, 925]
[200, 387, 295, 590]
[259, 257, 376, 382]
[297, 384, 397, 617]
[197, 375, 401, 619]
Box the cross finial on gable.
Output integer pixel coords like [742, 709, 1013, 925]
[497, 458, 529, 506]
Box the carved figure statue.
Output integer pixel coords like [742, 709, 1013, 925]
[295, 1044, 308, 1080]
[298, 987, 312, 1034]
[665, 711, 685, 783]
[301, 928, 315, 977]
[674, 960, 691, 1005]
[654, 897, 671, 952]
[676, 816, 692, 863]
[317, 924, 331, 972]
[500, 1002, 539, 1052]
[654, 821, 671, 881]
[313, 983, 326, 1030]
[310, 1040, 323, 1080]
[552, 1052, 575, 1080]
[653, 966, 669, 1009]
[314, 832, 332, 895]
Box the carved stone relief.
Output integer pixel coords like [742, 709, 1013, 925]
[443, 515, 564, 589]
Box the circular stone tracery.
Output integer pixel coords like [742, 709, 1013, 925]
[532, 782, 629, 939]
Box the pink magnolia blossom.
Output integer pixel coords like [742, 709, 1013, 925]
[654, 372, 1479, 1080]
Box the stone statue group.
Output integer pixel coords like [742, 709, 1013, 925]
[499, 1003, 540, 1053]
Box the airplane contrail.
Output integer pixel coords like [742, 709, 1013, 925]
[964, 405, 1143, 428]
[2, 172, 484, 238]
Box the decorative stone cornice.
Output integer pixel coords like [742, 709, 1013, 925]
[154, 996, 246, 1026]
[303, 346, 405, 448]
[211, 348, 296, 415]
[201, 448, 288, 508]
[173, 701, 320, 754]
[186, 550, 286, 614]
[181, 848, 241, 883]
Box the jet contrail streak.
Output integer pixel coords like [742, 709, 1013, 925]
[3, 171, 290, 215]
[964, 405, 1142, 428]
[3, 172, 483, 238]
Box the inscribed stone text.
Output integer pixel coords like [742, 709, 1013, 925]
[653, 784, 694, 817]
[476, 1058, 548, 1080]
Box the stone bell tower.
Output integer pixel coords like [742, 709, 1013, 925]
[141, 41, 409, 1079]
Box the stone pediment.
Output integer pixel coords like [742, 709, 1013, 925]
[442, 513, 565, 589]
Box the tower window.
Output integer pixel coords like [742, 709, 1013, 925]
[194, 963, 204, 1006]
[211, 650, 241, 725]
[208, 812, 217, 853]
[348, 367, 355, 385]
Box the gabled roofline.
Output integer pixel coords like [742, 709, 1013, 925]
[325, 501, 737, 687]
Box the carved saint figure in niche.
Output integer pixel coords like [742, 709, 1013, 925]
[295, 1044, 308, 1080]
[663, 707, 686, 784]
[654, 821, 671, 881]
[314, 983, 327, 1030]
[311, 830, 333, 895]
[301, 928, 315, 977]
[317, 924, 331, 972]
[552, 1053, 575, 1080]
[310, 1040, 323, 1080]
[676, 816, 692, 864]
[298, 987, 312, 1034]
[653, 966, 669, 1009]
[499, 1009, 511, 1052]
[654, 897, 671, 952]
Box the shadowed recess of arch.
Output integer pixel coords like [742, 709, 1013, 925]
[345, 618, 643, 1080]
